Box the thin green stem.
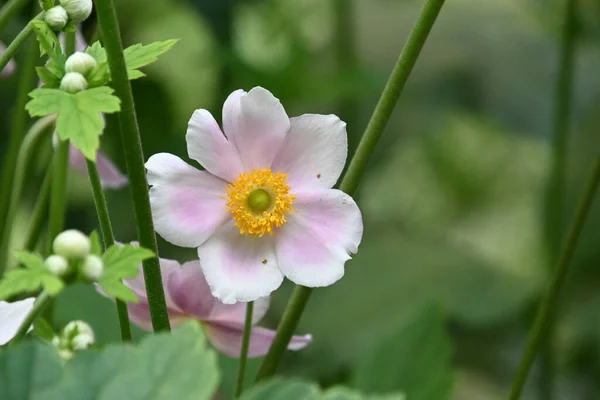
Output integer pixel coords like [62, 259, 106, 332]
[0, 31, 38, 262]
[10, 291, 51, 344]
[86, 159, 132, 341]
[24, 169, 52, 252]
[508, 150, 600, 399]
[539, 1, 578, 398]
[235, 301, 254, 397]
[0, 0, 30, 34]
[0, 116, 55, 275]
[0, 14, 41, 73]
[94, 0, 170, 332]
[256, 0, 447, 381]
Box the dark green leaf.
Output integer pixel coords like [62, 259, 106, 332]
[0, 322, 220, 400]
[353, 306, 454, 400]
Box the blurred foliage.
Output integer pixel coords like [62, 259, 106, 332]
[3, 0, 600, 398]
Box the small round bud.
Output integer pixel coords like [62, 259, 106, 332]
[51, 336, 61, 347]
[65, 52, 97, 75]
[60, 72, 88, 93]
[71, 333, 94, 350]
[59, 0, 92, 23]
[63, 320, 94, 339]
[44, 6, 68, 31]
[53, 229, 90, 259]
[81, 255, 103, 281]
[44, 255, 69, 276]
[58, 349, 73, 360]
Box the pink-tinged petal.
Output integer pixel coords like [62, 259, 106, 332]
[169, 261, 271, 324]
[146, 153, 230, 248]
[272, 114, 347, 189]
[204, 322, 312, 358]
[275, 189, 363, 287]
[0, 298, 35, 345]
[222, 87, 290, 170]
[186, 109, 244, 183]
[0, 41, 16, 77]
[126, 300, 154, 331]
[197, 220, 284, 304]
[68, 145, 128, 189]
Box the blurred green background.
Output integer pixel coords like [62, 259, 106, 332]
[2, 0, 600, 399]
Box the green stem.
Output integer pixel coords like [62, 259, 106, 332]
[0, 31, 38, 264]
[235, 301, 254, 397]
[256, 0, 447, 381]
[24, 169, 52, 252]
[0, 116, 55, 275]
[94, 0, 170, 332]
[0, 0, 30, 34]
[508, 149, 600, 399]
[10, 291, 51, 344]
[539, 1, 578, 398]
[0, 14, 41, 73]
[86, 159, 132, 342]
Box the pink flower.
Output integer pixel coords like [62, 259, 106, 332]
[146, 87, 363, 304]
[119, 257, 312, 358]
[0, 41, 16, 77]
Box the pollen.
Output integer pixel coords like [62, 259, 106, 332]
[226, 168, 295, 237]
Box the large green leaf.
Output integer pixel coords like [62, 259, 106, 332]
[353, 306, 454, 400]
[0, 322, 219, 400]
[241, 379, 404, 400]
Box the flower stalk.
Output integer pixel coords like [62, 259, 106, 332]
[94, 0, 170, 331]
[235, 301, 254, 397]
[0, 14, 41, 73]
[86, 159, 132, 341]
[10, 291, 51, 344]
[255, 0, 447, 381]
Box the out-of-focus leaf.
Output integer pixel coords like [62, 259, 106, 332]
[353, 306, 453, 400]
[97, 244, 153, 303]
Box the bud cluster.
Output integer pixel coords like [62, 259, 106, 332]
[52, 320, 95, 359]
[43, 0, 92, 31]
[60, 51, 97, 93]
[44, 229, 104, 282]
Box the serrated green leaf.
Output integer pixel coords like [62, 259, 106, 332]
[101, 245, 154, 281]
[0, 322, 220, 400]
[89, 231, 102, 255]
[123, 39, 177, 78]
[127, 69, 146, 80]
[45, 59, 65, 79]
[30, 20, 63, 62]
[97, 280, 138, 303]
[40, 274, 65, 295]
[353, 306, 454, 400]
[25, 88, 65, 117]
[36, 66, 61, 88]
[0, 269, 44, 300]
[86, 42, 107, 64]
[14, 251, 45, 271]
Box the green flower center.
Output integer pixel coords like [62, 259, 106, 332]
[247, 189, 272, 212]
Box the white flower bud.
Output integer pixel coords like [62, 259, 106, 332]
[59, 0, 92, 23]
[58, 349, 73, 359]
[53, 229, 90, 259]
[63, 320, 94, 339]
[44, 6, 68, 31]
[44, 255, 69, 276]
[71, 333, 94, 350]
[60, 72, 88, 93]
[51, 336, 61, 347]
[81, 255, 103, 281]
[65, 52, 97, 75]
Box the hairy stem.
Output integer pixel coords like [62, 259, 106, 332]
[94, 0, 170, 331]
[86, 159, 132, 341]
[255, 0, 447, 381]
[235, 301, 254, 397]
[0, 116, 55, 274]
[0, 13, 41, 73]
[10, 291, 51, 344]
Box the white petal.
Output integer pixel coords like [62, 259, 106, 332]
[222, 87, 290, 170]
[146, 153, 230, 248]
[186, 109, 244, 182]
[197, 221, 284, 304]
[0, 298, 35, 345]
[272, 114, 347, 189]
[275, 189, 363, 287]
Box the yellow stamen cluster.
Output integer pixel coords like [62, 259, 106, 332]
[226, 168, 295, 237]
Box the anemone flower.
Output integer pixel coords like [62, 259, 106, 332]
[112, 257, 312, 358]
[0, 298, 35, 345]
[146, 87, 363, 304]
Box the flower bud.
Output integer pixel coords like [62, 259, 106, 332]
[59, 0, 92, 23]
[58, 349, 73, 359]
[65, 52, 96, 75]
[44, 255, 69, 276]
[53, 229, 90, 259]
[44, 6, 68, 31]
[71, 332, 94, 350]
[81, 255, 103, 281]
[63, 320, 94, 339]
[60, 72, 88, 93]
